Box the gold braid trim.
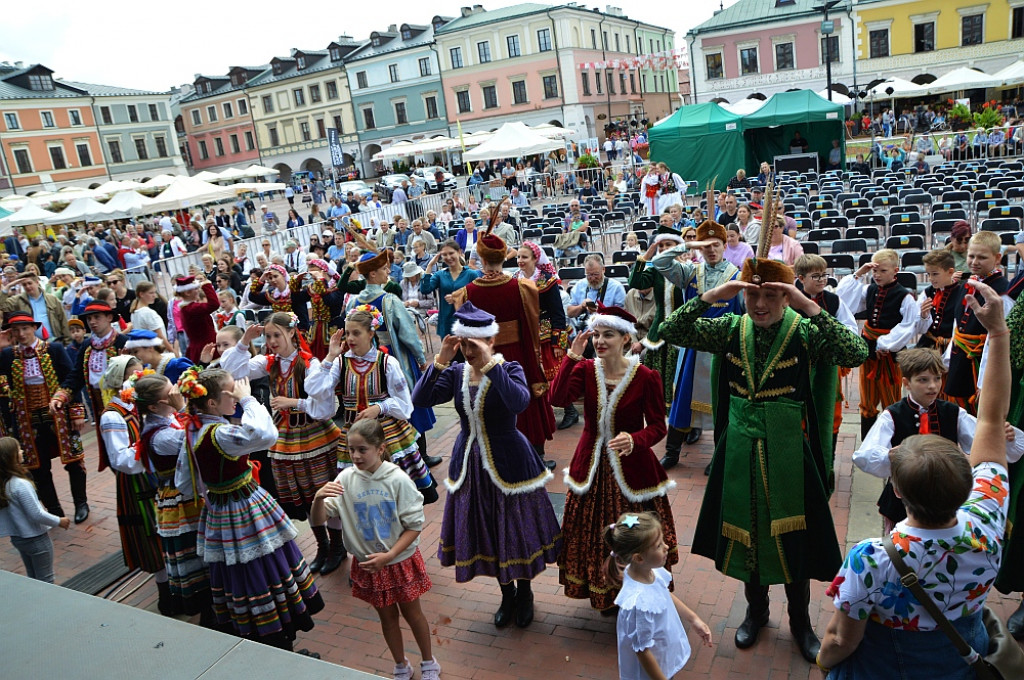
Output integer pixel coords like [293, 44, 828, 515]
[722, 523, 752, 547]
[754, 385, 797, 399]
[771, 516, 807, 536]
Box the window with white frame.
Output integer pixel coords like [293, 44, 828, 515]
[69, 109, 82, 126]
[477, 41, 491, 64]
[821, 35, 840, 63]
[207, 105, 218, 122]
[238, 98, 248, 115]
[223, 101, 234, 118]
[191, 109, 201, 126]
[362, 106, 376, 130]
[149, 104, 159, 120]
[581, 72, 591, 96]
[294, 88, 305, 106]
[135, 137, 149, 160]
[127, 105, 138, 123]
[962, 13, 984, 46]
[538, 28, 552, 52]
[155, 136, 168, 157]
[76, 142, 92, 166]
[196, 140, 207, 160]
[512, 80, 528, 104]
[389, 64, 400, 83]
[450, 47, 463, 69]
[868, 25, 890, 58]
[705, 51, 724, 79]
[507, 35, 521, 58]
[300, 122, 311, 141]
[245, 131, 255, 150]
[356, 71, 368, 88]
[424, 95, 439, 120]
[4, 112, 20, 130]
[419, 57, 431, 77]
[262, 95, 274, 113]
[774, 42, 795, 70]
[48, 144, 67, 170]
[542, 75, 558, 99]
[108, 139, 124, 163]
[213, 137, 224, 156]
[40, 111, 55, 128]
[482, 85, 498, 109]
[739, 44, 759, 75]
[456, 89, 471, 113]
[13, 147, 32, 173]
[325, 81, 338, 100]
[100, 106, 112, 124]
[394, 101, 408, 124]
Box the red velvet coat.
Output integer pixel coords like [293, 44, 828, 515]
[549, 355, 671, 502]
[180, 282, 219, 363]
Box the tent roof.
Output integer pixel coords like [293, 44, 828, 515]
[649, 102, 744, 138]
[721, 98, 765, 116]
[866, 77, 922, 98]
[44, 197, 112, 225]
[2, 202, 57, 227]
[815, 88, 853, 105]
[145, 176, 236, 213]
[463, 121, 562, 162]
[996, 59, 1024, 85]
[743, 90, 844, 128]
[920, 66, 1001, 95]
[102, 190, 155, 218]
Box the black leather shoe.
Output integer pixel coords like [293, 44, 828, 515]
[557, 405, 579, 430]
[423, 454, 444, 468]
[494, 585, 517, 628]
[1008, 600, 1024, 640]
[515, 588, 534, 628]
[791, 623, 821, 663]
[704, 462, 711, 476]
[74, 503, 89, 524]
[543, 459, 557, 472]
[659, 454, 679, 470]
[684, 428, 702, 445]
[734, 610, 770, 649]
[320, 528, 348, 576]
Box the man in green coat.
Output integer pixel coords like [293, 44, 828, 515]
[660, 256, 868, 664]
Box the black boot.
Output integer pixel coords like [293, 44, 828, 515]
[156, 580, 180, 617]
[684, 428, 702, 445]
[557, 403, 579, 430]
[660, 427, 684, 469]
[494, 582, 517, 628]
[1008, 598, 1024, 640]
[320, 528, 348, 575]
[785, 580, 821, 663]
[308, 525, 330, 573]
[860, 414, 877, 443]
[533, 443, 557, 472]
[735, 582, 770, 649]
[419, 435, 443, 468]
[515, 579, 534, 628]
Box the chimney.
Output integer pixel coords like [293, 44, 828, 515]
[388, 24, 397, 32]
[605, 5, 623, 16]
[14, 61, 23, 68]
[460, 6, 472, 16]
[472, 4, 483, 12]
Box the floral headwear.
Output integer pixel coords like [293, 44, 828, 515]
[517, 240, 558, 285]
[308, 258, 340, 282]
[348, 303, 384, 331]
[265, 264, 288, 281]
[177, 365, 207, 399]
[119, 368, 156, 403]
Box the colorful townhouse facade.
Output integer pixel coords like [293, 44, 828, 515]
[687, 0, 856, 105]
[179, 66, 267, 174]
[433, 3, 681, 142]
[246, 39, 361, 184]
[345, 19, 453, 177]
[854, 0, 1024, 85]
[0, 62, 184, 193]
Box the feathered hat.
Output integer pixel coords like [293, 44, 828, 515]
[355, 248, 393, 276]
[476, 197, 510, 265]
[740, 172, 794, 285]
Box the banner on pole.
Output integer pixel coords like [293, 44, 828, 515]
[327, 128, 345, 168]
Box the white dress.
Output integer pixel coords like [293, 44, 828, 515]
[614, 566, 691, 680]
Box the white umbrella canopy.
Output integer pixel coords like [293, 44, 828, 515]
[192, 170, 222, 182]
[0, 194, 31, 211]
[866, 77, 922, 98]
[463, 122, 563, 162]
[102, 190, 156, 219]
[140, 174, 182, 191]
[230, 182, 286, 194]
[373, 140, 417, 161]
[241, 164, 279, 178]
[721, 98, 766, 115]
[44, 197, 113, 225]
[216, 167, 250, 181]
[145, 176, 236, 213]
[3, 202, 57, 227]
[94, 179, 144, 194]
[816, 89, 853, 105]
[532, 123, 576, 138]
[919, 67, 1000, 95]
[996, 59, 1024, 86]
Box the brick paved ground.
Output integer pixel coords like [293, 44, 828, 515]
[3, 375, 1022, 679]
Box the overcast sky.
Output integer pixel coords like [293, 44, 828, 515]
[0, 0, 735, 92]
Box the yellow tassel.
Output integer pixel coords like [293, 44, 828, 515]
[722, 522, 751, 547]
[771, 515, 807, 536]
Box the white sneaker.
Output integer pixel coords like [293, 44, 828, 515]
[393, 659, 413, 680]
[420, 658, 442, 680]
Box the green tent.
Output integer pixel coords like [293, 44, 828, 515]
[742, 90, 846, 172]
[648, 103, 746, 191]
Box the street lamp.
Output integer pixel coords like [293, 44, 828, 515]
[815, 0, 841, 102]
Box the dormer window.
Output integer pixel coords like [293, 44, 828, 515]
[330, 47, 341, 61]
[273, 62, 283, 75]
[433, 21, 444, 31]
[28, 74, 54, 91]
[297, 56, 306, 69]
[372, 36, 382, 47]
[205, 82, 213, 93]
[402, 29, 412, 40]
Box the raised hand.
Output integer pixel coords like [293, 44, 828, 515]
[436, 334, 460, 365]
[965, 280, 1006, 333]
[570, 329, 593, 357]
[231, 377, 251, 401]
[199, 342, 216, 365]
[700, 280, 756, 304]
[241, 324, 264, 346]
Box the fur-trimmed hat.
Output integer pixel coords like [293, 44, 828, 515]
[475, 232, 508, 265]
[355, 249, 393, 276]
[175, 275, 200, 292]
[124, 329, 164, 350]
[587, 303, 637, 336]
[740, 258, 795, 285]
[696, 220, 728, 244]
[451, 301, 499, 338]
[653, 225, 683, 245]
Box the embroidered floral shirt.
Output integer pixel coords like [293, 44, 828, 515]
[828, 463, 1009, 630]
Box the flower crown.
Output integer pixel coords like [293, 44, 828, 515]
[118, 368, 156, 403]
[348, 304, 383, 331]
[177, 365, 207, 399]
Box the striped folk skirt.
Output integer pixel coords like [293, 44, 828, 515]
[270, 418, 340, 507]
[155, 485, 209, 615]
[115, 470, 164, 573]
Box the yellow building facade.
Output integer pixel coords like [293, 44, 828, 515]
[854, 0, 1023, 84]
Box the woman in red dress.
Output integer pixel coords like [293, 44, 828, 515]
[549, 305, 677, 613]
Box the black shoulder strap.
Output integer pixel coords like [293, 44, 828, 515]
[881, 539, 980, 665]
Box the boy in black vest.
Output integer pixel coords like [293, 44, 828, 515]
[837, 249, 918, 440]
[944, 231, 1015, 414]
[915, 249, 965, 352]
[855, 348, 1024, 532]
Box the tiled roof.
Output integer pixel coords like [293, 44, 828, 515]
[0, 64, 158, 100]
[689, 0, 820, 34]
[434, 3, 552, 34]
[247, 52, 340, 88]
[181, 66, 271, 103]
[346, 25, 440, 62]
[61, 81, 161, 97]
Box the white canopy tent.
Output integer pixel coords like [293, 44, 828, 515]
[532, 123, 576, 138]
[192, 170, 222, 182]
[463, 122, 563, 162]
[919, 67, 1001, 95]
[229, 182, 286, 194]
[0, 202, 57, 228]
[44, 197, 113, 225]
[94, 179, 144, 195]
[140, 174, 182, 191]
[372, 141, 418, 162]
[215, 167, 251, 181]
[145, 176, 237, 213]
[996, 59, 1024, 87]
[241, 164, 279, 178]
[866, 77, 922, 98]
[815, 89, 853, 105]
[102, 190, 156, 219]
[0, 194, 30, 212]
[721, 98, 766, 115]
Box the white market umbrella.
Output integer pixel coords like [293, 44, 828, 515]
[145, 176, 236, 213]
[816, 89, 853, 105]
[721, 98, 766, 115]
[866, 77, 922, 98]
[0, 194, 30, 211]
[373, 141, 417, 162]
[3, 202, 57, 227]
[532, 123, 576, 138]
[94, 179, 143, 195]
[140, 174, 182, 191]
[44, 197, 114, 225]
[996, 59, 1024, 87]
[921, 67, 1000, 95]
[242, 164, 279, 178]
[192, 170, 222, 182]
[216, 167, 250, 181]
[102, 190, 156, 218]
[230, 182, 286, 194]
[463, 122, 562, 162]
